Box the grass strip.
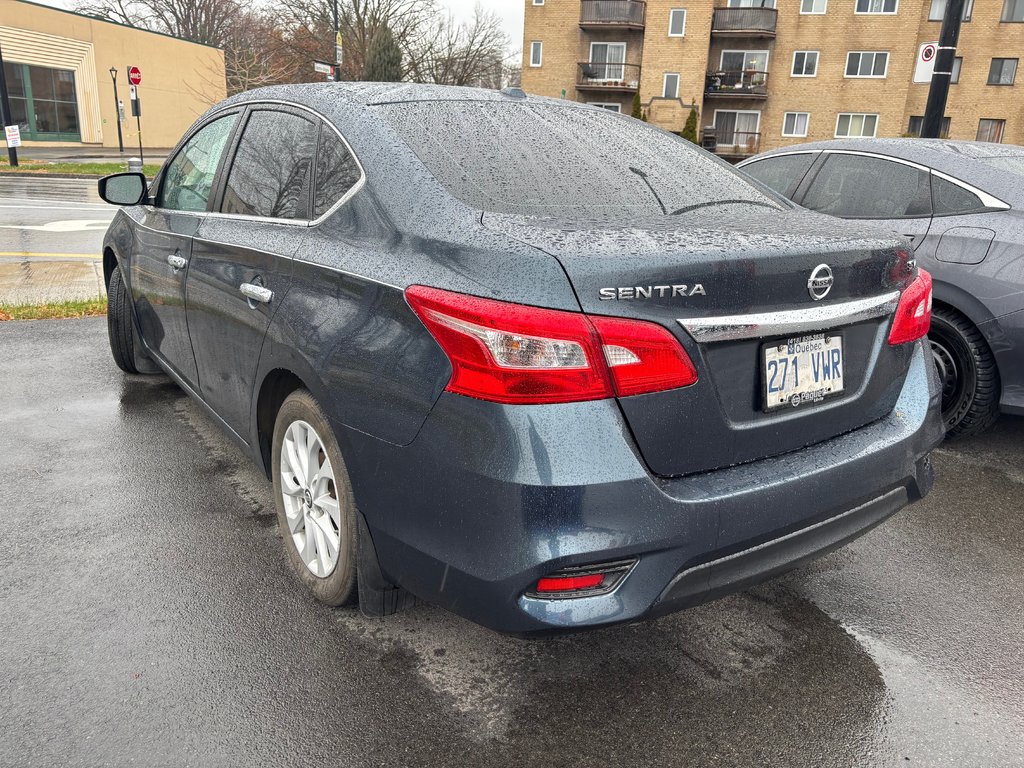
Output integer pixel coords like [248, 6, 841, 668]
[0, 159, 161, 177]
[0, 298, 107, 321]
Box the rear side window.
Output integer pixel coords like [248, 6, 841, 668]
[740, 153, 816, 197]
[159, 113, 237, 212]
[801, 154, 931, 219]
[931, 175, 988, 215]
[376, 101, 783, 219]
[221, 110, 317, 220]
[313, 126, 361, 218]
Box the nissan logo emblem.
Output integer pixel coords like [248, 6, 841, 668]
[807, 264, 834, 301]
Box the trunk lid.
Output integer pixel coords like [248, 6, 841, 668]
[483, 206, 917, 477]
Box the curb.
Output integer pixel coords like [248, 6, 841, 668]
[0, 171, 105, 180]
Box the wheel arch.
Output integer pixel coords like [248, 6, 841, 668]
[255, 368, 311, 479]
[102, 246, 118, 288]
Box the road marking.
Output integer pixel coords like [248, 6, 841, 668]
[0, 204, 111, 211]
[0, 251, 100, 260]
[0, 219, 111, 232]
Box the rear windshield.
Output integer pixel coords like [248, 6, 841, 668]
[376, 101, 783, 219]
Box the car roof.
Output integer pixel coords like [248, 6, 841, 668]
[742, 138, 1024, 207]
[222, 81, 566, 107]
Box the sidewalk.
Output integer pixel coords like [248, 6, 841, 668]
[0, 259, 106, 306]
[12, 146, 172, 165]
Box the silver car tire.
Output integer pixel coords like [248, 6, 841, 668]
[271, 389, 357, 606]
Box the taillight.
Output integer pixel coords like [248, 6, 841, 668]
[405, 285, 697, 405]
[888, 269, 933, 345]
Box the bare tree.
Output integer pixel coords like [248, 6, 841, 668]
[75, 0, 242, 47]
[222, 10, 300, 94]
[407, 4, 509, 88]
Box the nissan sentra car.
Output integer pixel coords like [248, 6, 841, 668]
[96, 83, 942, 634]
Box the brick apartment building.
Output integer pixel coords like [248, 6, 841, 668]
[520, 0, 1024, 160]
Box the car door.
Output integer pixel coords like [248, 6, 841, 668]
[185, 106, 319, 439]
[131, 112, 239, 386]
[795, 151, 933, 250]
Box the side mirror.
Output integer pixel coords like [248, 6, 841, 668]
[98, 172, 148, 206]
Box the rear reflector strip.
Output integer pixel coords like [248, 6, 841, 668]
[526, 559, 638, 600]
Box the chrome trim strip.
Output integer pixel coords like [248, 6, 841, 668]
[678, 291, 900, 343]
[929, 167, 1010, 210]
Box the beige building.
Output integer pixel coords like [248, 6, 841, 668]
[1, 0, 225, 149]
[521, 0, 1024, 160]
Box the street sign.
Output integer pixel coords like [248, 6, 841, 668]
[313, 62, 333, 74]
[4, 124, 21, 148]
[914, 42, 939, 83]
[128, 65, 142, 86]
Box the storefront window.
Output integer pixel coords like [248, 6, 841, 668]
[1, 62, 80, 140]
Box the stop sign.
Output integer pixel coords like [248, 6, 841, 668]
[128, 66, 142, 86]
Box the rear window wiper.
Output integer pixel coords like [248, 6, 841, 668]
[629, 167, 776, 216]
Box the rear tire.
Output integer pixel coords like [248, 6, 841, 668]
[272, 389, 357, 606]
[929, 307, 1000, 438]
[107, 265, 158, 374]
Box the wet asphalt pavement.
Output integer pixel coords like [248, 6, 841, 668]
[1, 318, 1022, 767]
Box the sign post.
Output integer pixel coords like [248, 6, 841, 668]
[127, 66, 143, 164]
[0, 41, 18, 167]
[922, 0, 965, 138]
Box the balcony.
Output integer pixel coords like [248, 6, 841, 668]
[579, 1, 646, 30]
[711, 7, 778, 37]
[576, 62, 641, 92]
[705, 70, 769, 99]
[702, 131, 762, 161]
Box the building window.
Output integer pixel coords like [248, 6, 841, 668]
[929, 0, 972, 20]
[1, 62, 80, 141]
[532, 0, 544, 5]
[856, 0, 898, 12]
[588, 42, 627, 80]
[663, 73, 680, 98]
[835, 113, 879, 137]
[951, 57, 962, 83]
[801, 0, 828, 12]
[792, 51, 819, 77]
[713, 110, 762, 150]
[846, 51, 889, 78]
[783, 112, 810, 137]
[988, 58, 1018, 85]
[1002, 0, 1024, 21]
[727, 0, 776, 7]
[588, 103, 622, 112]
[977, 119, 1005, 142]
[669, 9, 687, 36]
[530, 41, 542, 67]
[907, 115, 950, 136]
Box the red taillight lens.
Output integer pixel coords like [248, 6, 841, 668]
[535, 573, 605, 593]
[888, 269, 933, 345]
[406, 285, 698, 405]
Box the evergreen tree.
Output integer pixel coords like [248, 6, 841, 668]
[363, 25, 402, 82]
[680, 101, 699, 143]
[631, 92, 643, 120]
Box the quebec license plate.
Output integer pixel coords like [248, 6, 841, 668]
[762, 333, 844, 411]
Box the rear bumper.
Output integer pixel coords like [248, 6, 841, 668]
[338, 339, 943, 635]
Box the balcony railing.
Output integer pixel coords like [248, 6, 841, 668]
[579, 0, 646, 29]
[576, 62, 641, 91]
[704, 130, 761, 159]
[705, 70, 769, 97]
[711, 7, 778, 36]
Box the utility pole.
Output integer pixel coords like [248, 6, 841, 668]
[109, 67, 124, 154]
[921, 0, 965, 138]
[0, 41, 19, 167]
[332, 0, 343, 81]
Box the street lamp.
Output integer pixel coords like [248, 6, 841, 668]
[108, 67, 124, 154]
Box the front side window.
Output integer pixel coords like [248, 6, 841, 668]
[663, 73, 680, 98]
[530, 41, 543, 67]
[159, 113, 237, 212]
[929, 0, 972, 20]
[856, 0, 898, 12]
[783, 112, 810, 137]
[977, 119, 1006, 143]
[221, 110, 317, 220]
[801, 0, 828, 12]
[846, 51, 889, 77]
[802, 154, 930, 218]
[313, 126, 361, 219]
[835, 113, 879, 137]
[792, 51, 819, 76]
[669, 9, 687, 36]
[741, 153, 817, 196]
[1002, 0, 1024, 21]
[988, 58, 1018, 85]
[907, 115, 950, 137]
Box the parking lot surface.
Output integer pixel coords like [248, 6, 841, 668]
[1, 318, 1022, 767]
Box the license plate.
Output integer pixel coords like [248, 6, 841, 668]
[762, 333, 844, 411]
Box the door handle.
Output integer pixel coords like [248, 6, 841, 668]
[239, 283, 273, 305]
[167, 254, 188, 271]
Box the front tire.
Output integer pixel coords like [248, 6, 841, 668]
[929, 307, 1000, 438]
[107, 265, 159, 374]
[272, 390, 357, 606]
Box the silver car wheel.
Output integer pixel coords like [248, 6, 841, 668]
[279, 419, 342, 578]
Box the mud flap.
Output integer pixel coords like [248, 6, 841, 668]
[356, 511, 417, 617]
